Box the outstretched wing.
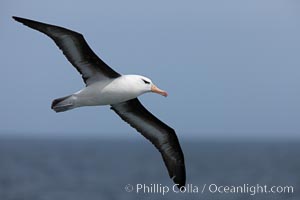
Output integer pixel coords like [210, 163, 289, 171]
[111, 98, 186, 187]
[13, 16, 120, 85]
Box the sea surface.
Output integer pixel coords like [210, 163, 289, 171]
[0, 136, 299, 200]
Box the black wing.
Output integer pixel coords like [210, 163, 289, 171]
[111, 98, 186, 187]
[13, 16, 120, 85]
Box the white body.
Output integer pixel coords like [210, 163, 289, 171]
[51, 74, 167, 112]
[73, 75, 150, 107]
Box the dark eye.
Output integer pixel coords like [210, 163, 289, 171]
[142, 79, 150, 84]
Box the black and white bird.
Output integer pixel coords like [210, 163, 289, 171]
[13, 16, 186, 187]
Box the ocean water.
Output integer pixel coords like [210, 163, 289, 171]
[0, 136, 299, 200]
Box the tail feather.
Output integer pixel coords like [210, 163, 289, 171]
[51, 95, 75, 112]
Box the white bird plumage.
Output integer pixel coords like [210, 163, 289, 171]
[68, 75, 154, 109]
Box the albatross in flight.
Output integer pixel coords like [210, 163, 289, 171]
[13, 16, 186, 187]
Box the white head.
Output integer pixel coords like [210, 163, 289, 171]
[126, 75, 168, 97]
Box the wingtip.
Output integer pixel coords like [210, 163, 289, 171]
[12, 16, 28, 24]
[172, 162, 186, 189]
[12, 16, 21, 22]
[174, 177, 186, 189]
[173, 173, 186, 189]
[12, 16, 35, 25]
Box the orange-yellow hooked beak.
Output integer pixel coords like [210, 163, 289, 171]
[151, 85, 168, 97]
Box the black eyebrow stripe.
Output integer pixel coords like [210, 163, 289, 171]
[142, 79, 150, 84]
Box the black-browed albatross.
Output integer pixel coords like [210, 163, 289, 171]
[13, 16, 186, 187]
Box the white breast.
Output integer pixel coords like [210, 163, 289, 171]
[74, 75, 146, 106]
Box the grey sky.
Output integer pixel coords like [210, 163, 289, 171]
[1, 0, 300, 139]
